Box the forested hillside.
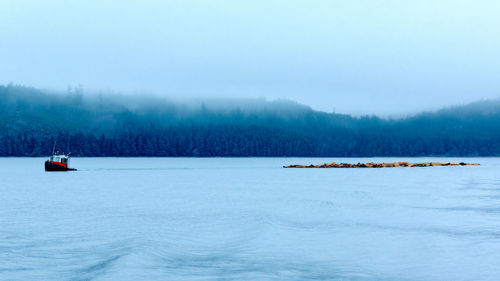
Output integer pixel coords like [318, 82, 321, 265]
[1, 85, 499, 157]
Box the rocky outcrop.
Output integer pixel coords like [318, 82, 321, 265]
[283, 162, 480, 168]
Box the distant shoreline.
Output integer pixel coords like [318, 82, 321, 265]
[1, 156, 497, 158]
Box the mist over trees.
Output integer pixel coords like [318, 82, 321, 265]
[1, 84, 499, 157]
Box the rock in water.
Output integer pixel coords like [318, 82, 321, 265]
[283, 162, 480, 168]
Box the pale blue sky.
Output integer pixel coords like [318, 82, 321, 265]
[1, 0, 499, 114]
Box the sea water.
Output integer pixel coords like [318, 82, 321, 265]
[0, 157, 499, 280]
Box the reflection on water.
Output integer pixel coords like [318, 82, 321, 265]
[0, 157, 499, 280]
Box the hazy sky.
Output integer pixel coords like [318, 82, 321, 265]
[1, 0, 499, 115]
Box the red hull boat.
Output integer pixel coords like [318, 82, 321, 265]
[44, 153, 76, 171]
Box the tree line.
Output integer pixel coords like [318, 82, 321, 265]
[1, 85, 499, 157]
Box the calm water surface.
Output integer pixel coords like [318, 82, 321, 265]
[0, 157, 499, 280]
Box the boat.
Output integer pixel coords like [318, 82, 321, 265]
[45, 152, 77, 171]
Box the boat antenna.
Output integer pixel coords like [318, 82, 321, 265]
[52, 141, 56, 155]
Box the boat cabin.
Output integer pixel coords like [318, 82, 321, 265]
[49, 154, 70, 166]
